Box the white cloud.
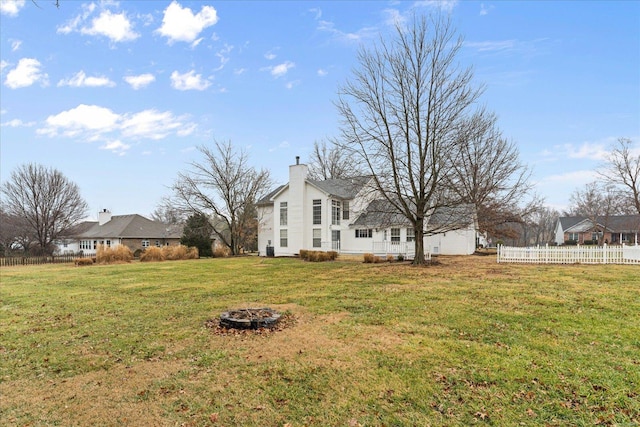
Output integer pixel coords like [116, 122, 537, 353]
[58, 70, 116, 88]
[120, 109, 184, 140]
[317, 20, 378, 43]
[37, 104, 196, 145]
[269, 61, 295, 78]
[308, 8, 322, 20]
[4, 58, 49, 89]
[234, 68, 247, 75]
[480, 3, 495, 16]
[124, 73, 155, 90]
[156, 1, 218, 45]
[1, 118, 35, 127]
[0, 60, 9, 73]
[81, 9, 139, 42]
[38, 104, 120, 137]
[170, 70, 211, 91]
[285, 80, 300, 90]
[0, 0, 25, 16]
[414, 0, 459, 13]
[10, 39, 22, 51]
[465, 40, 517, 52]
[57, 4, 138, 43]
[317, 69, 328, 77]
[264, 51, 277, 60]
[213, 44, 233, 72]
[564, 141, 609, 160]
[100, 140, 130, 156]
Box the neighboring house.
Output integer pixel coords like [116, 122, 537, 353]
[56, 209, 182, 256]
[256, 158, 478, 258]
[555, 215, 640, 246]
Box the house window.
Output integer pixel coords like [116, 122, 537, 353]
[313, 229, 321, 248]
[355, 229, 372, 238]
[313, 199, 321, 225]
[591, 232, 602, 242]
[568, 232, 579, 241]
[406, 228, 415, 242]
[280, 202, 288, 226]
[280, 229, 288, 247]
[93, 240, 97, 250]
[106, 240, 111, 247]
[155, 240, 161, 247]
[343, 201, 350, 220]
[142, 239, 150, 248]
[391, 228, 401, 242]
[332, 200, 341, 225]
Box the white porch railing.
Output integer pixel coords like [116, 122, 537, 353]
[372, 241, 427, 260]
[497, 244, 640, 265]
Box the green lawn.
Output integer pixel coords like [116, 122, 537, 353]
[1, 256, 638, 426]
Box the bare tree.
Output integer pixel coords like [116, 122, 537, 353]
[1, 163, 88, 255]
[151, 201, 185, 226]
[169, 140, 271, 255]
[307, 140, 360, 180]
[599, 137, 640, 215]
[334, 13, 483, 264]
[446, 109, 534, 236]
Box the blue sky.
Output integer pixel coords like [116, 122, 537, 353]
[1, 0, 638, 220]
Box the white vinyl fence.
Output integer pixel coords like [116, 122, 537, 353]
[372, 241, 424, 261]
[497, 244, 640, 265]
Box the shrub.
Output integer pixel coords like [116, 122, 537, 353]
[299, 249, 309, 260]
[363, 253, 375, 263]
[386, 254, 395, 263]
[96, 244, 133, 264]
[74, 257, 94, 266]
[162, 245, 188, 260]
[133, 249, 143, 258]
[213, 246, 230, 258]
[140, 247, 164, 262]
[397, 253, 405, 262]
[186, 246, 199, 259]
[327, 251, 338, 261]
[307, 251, 319, 262]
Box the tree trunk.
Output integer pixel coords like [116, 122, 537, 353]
[412, 218, 426, 265]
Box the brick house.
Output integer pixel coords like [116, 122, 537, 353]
[555, 215, 640, 245]
[56, 209, 182, 256]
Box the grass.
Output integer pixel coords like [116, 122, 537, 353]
[0, 256, 639, 426]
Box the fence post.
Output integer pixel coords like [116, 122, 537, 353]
[603, 243, 607, 264]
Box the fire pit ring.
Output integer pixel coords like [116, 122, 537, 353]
[219, 307, 282, 330]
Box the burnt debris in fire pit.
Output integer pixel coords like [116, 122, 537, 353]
[219, 307, 282, 330]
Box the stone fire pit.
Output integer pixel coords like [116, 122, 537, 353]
[219, 307, 282, 330]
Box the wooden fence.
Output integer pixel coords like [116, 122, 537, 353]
[0, 254, 82, 267]
[497, 244, 640, 265]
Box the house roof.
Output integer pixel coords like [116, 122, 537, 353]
[307, 176, 371, 199]
[560, 215, 640, 233]
[352, 199, 475, 230]
[72, 214, 182, 239]
[257, 176, 371, 205]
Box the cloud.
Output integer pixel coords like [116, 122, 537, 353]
[285, 80, 300, 90]
[317, 20, 378, 43]
[317, 69, 328, 77]
[37, 104, 196, 146]
[0, 0, 25, 16]
[0, 60, 9, 73]
[213, 44, 233, 72]
[414, 0, 459, 13]
[264, 51, 277, 60]
[267, 61, 295, 78]
[308, 8, 322, 20]
[156, 1, 218, 45]
[1, 118, 36, 127]
[170, 70, 211, 91]
[563, 141, 609, 160]
[38, 104, 120, 138]
[465, 40, 517, 52]
[100, 140, 130, 156]
[4, 58, 49, 89]
[10, 39, 22, 51]
[480, 3, 495, 16]
[57, 70, 116, 88]
[234, 68, 247, 75]
[124, 73, 156, 89]
[120, 109, 186, 140]
[58, 5, 138, 43]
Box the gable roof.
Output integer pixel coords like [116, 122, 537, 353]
[560, 215, 640, 233]
[72, 214, 182, 239]
[257, 176, 371, 205]
[307, 176, 371, 199]
[352, 199, 475, 230]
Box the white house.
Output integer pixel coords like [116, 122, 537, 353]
[256, 159, 477, 258]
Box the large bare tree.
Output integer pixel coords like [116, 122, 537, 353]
[446, 109, 535, 236]
[307, 140, 360, 180]
[599, 137, 640, 215]
[334, 13, 483, 264]
[169, 141, 271, 255]
[1, 163, 88, 255]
